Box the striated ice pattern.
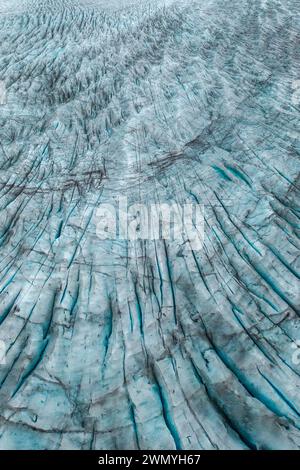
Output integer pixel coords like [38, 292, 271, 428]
[0, 0, 299, 450]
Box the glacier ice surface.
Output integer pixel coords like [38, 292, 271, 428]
[0, 0, 299, 450]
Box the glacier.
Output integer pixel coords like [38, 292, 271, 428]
[0, 0, 299, 450]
